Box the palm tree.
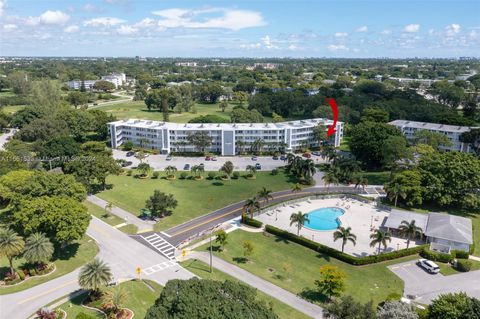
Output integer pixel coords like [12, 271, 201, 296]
[103, 286, 128, 313]
[104, 202, 113, 218]
[243, 196, 261, 219]
[290, 211, 310, 235]
[333, 227, 357, 253]
[291, 183, 303, 194]
[23, 233, 54, 267]
[286, 153, 296, 170]
[322, 170, 339, 191]
[236, 140, 245, 155]
[258, 187, 273, 203]
[137, 162, 151, 177]
[353, 175, 369, 190]
[386, 183, 407, 207]
[0, 228, 25, 275]
[165, 165, 177, 178]
[78, 258, 113, 294]
[220, 161, 234, 177]
[246, 165, 257, 177]
[369, 230, 392, 254]
[300, 159, 316, 181]
[398, 220, 423, 248]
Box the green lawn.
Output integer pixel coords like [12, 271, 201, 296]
[55, 279, 162, 319]
[197, 229, 416, 306]
[94, 100, 233, 123]
[337, 137, 351, 152]
[83, 200, 139, 234]
[438, 260, 480, 276]
[1, 104, 25, 114]
[360, 171, 391, 185]
[0, 236, 98, 295]
[181, 259, 310, 319]
[98, 170, 297, 231]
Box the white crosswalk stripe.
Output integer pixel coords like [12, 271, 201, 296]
[142, 233, 177, 260]
[142, 260, 177, 275]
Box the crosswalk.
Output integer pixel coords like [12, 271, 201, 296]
[142, 260, 177, 275]
[142, 233, 177, 260]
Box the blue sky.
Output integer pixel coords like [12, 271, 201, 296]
[0, 0, 479, 57]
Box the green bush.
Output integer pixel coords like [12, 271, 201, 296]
[455, 260, 472, 272]
[126, 170, 132, 176]
[17, 271, 25, 281]
[271, 168, 279, 175]
[420, 248, 453, 263]
[452, 250, 469, 259]
[180, 172, 188, 179]
[207, 172, 216, 180]
[29, 268, 36, 276]
[241, 215, 263, 228]
[265, 225, 427, 265]
[122, 141, 134, 151]
[232, 172, 240, 179]
[152, 171, 160, 179]
[76, 313, 97, 319]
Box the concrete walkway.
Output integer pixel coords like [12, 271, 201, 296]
[86, 195, 154, 233]
[188, 251, 324, 319]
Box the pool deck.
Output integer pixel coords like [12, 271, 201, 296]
[256, 197, 422, 257]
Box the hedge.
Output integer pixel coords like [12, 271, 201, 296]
[420, 248, 453, 263]
[451, 250, 469, 259]
[455, 259, 472, 272]
[265, 225, 427, 265]
[241, 215, 263, 228]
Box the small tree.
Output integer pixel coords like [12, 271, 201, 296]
[290, 211, 310, 235]
[104, 202, 113, 218]
[257, 187, 273, 203]
[243, 197, 260, 219]
[93, 80, 115, 92]
[291, 183, 303, 194]
[164, 165, 177, 178]
[145, 190, 178, 218]
[243, 240, 254, 259]
[78, 258, 112, 295]
[122, 141, 134, 151]
[0, 228, 25, 276]
[370, 229, 392, 254]
[324, 296, 376, 319]
[23, 232, 54, 267]
[220, 161, 234, 178]
[187, 131, 212, 154]
[377, 301, 418, 319]
[103, 286, 128, 314]
[219, 100, 228, 112]
[215, 230, 228, 251]
[246, 165, 257, 177]
[137, 163, 151, 177]
[333, 227, 357, 253]
[398, 220, 423, 248]
[315, 265, 345, 301]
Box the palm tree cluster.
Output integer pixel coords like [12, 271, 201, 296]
[0, 228, 54, 278]
[243, 197, 261, 218]
[398, 220, 423, 248]
[78, 258, 113, 295]
[285, 154, 316, 184]
[322, 153, 368, 190]
[290, 211, 310, 235]
[190, 165, 205, 179]
[333, 227, 357, 253]
[164, 165, 177, 178]
[220, 161, 234, 178]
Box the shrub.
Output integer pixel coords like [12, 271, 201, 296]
[17, 271, 25, 281]
[265, 225, 427, 265]
[451, 250, 469, 259]
[76, 313, 97, 319]
[180, 172, 188, 179]
[29, 268, 37, 276]
[122, 141, 134, 151]
[152, 171, 160, 179]
[207, 172, 216, 180]
[420, 248, 453, 263]
[126, 170, 132, 176]
[232, 172, 240, 179]
[241, 215, 263, 228]
[271, 168, 278, 175]
[455, 260, 472, 272]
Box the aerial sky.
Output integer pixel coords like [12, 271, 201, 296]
[0, 0, 479, 57]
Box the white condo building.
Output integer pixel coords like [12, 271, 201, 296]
[108, 118, 344, 155]
[389, 120, 475, 153]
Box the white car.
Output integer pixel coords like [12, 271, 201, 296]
[417, 259, 440, 274]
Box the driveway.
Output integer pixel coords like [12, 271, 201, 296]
[388, 260, 480, 304]
[0, 129, 16, 150]
[113, 149, 327, 171]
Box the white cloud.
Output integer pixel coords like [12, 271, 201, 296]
[26, 10, 70, 26]
[0, 0, 5, 16]
[134, 18, 156, 28]
[403, 24, 420, 33]
[84, 17, 125, 27]
[117, 25, 138, 35]
[63, 25, 79, 33]
[83, 3, 103, 13]
[152, 7, 266, 31]
[3, 24, 17, 31]
[380, 29, 391, 35]
[288, 44, 299, 51]
[445, 24, 461, 36]
[334, 32, 348, 37]
[327, 44, 349, 52]
[356, 25, 368, 32]
[261, 35, 278, 49]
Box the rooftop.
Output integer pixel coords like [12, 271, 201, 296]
[108, 118, 339, 131]
[383, 209, 429, 232]
[389, 120, 473, 133]
[425, 213, 473, 244]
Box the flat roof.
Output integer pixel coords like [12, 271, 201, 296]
[108, 118, 341, 131]
[389, 120, 473, 133]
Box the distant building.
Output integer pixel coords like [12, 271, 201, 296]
[389, 120, 475, 153]
[67, 80, 96, 90]
[253, 63, 277, 70]
[101, 73, 126, 88]
[175, 62, 198, 67]
[108, 118, 344, 155]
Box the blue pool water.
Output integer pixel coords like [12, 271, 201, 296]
[305, 207, 344, 231]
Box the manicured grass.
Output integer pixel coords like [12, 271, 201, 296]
[180, 259, 310, 319]
[438, 260, 480, 275]
[83, 200, 139, 234]
[470, 214, 480, 256]
[94, 100, 233, 123]
[0, 236, 98, 295]
[337, 137, 351, 152]
[98, 170, 297, 231]
[1, 104, 25, 114]
[197, 229, 416, 306]
[360, 171, 391, 185]
[55, 279, 162, 319]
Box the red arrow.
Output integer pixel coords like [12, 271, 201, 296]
[326, 98, 338, 137]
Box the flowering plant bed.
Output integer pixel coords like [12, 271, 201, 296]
[1, 263, 55, 287]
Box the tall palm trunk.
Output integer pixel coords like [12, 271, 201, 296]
[342, 240, 346, 253]
[394, 195, 398, 207]
[378, 242, 382, 254]
[8, 257, 14, 275]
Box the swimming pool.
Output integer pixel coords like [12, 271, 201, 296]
[305, 207, 344, 231]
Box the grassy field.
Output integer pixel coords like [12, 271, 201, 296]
[83, 200, 139, 234]
[0, 236, 98, 295]
[180, 259, 310, 319]
[1, 104, 25, 114]
[55, 279, 162, 319]
[197, 229, 416, 306]
[360, 171, 391, 185]
[97, 170, 297, 231]
[438, 260, 480, 276]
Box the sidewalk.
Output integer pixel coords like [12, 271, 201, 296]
[188, 251, 323, 319]
[86, 195, 154, 233]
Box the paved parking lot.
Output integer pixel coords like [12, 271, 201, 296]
[113, 149, 328, 171]
[388, 260, 480, 304]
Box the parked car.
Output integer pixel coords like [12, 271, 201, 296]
[255, 163, 261, 170]
[302, 153, 312, 158]
[184, 164, 190, 170]
[251, 156, 258, 161]
[126, 151, 134, 157]
[211, 157, 217, 161]
[121, 161, 133, 167]
[205, 156, 211, 161]
[166, 155, 172, 161]
[272, 155, 279, 160]
[280, 155, 287, 161]
[312, 151, 321, 156]
[417, 259, 440, 274]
